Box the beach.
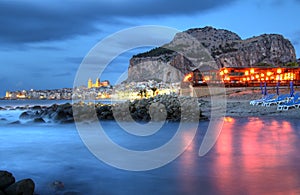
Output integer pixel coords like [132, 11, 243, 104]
[197, 87, 300, 118]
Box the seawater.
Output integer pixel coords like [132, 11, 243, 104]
[0, 103, 300, 194]
[0, 99, 115, 108]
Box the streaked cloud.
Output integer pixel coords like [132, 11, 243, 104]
[0, 0, 237, 44]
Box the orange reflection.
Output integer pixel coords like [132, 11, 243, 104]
[177, 127, 198, 194]
[213, 118, 299, 194]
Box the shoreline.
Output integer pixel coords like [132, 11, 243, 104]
[1, 88, 300, 124]
[200, 88, 300, 119]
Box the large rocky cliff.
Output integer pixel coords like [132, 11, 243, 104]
[127, 26, 296, 82]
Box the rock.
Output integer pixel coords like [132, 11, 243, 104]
[33, 117, 45, 123]
[4, 178, 35, 195]
[60, 119, 74, 124]
[15, 106, 27, 110]
[0, 170, 15, 190]
[51, 180, 64, 191]
[31, 106, 42, 110]
[127, 26, 296, 82]
[19, 111, 34, 120]
[0, 107, 6, 110]
[9, 121, 20, 125]
[53, 110, 68, 122]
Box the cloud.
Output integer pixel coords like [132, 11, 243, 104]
[0, 0, 237, 44]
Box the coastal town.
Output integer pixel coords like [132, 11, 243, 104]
[2, 78, 180, 100]
[3, 78, 111, 100]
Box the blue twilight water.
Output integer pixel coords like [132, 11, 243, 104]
[0, 107, 300, 194]
[0, 99, 119, 108]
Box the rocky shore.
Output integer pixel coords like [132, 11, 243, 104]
[15, 94, 207, 124]
[2, 88, 299, 124]
[0, 171, 34, 195]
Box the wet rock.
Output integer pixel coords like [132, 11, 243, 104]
[4, 178, 35, 195]
[51, 180, 64, 191]
[60, 119, 75, 124]
[33, 117, 45, 123]
[0, 170, 15, 189]
[19, 111, 34, 120]
[31, 106, 42, 110]
[9, 121, 21, 125]
[0, 107, 6, 110]
[15, 106, 27, 110]
[53, 110, 67, 121]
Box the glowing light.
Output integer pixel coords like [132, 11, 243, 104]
[183, 73, 193, 82]
[220, 71, 224, 76]
[224, 69, 228, 74]
[250, 68, 255, 74]
[261, 73, 265, 77]
[277, 68, 282, 74]
[224, 117, 234, 122]
[255, 74, 259, 79]
[204, 76, 210, 81]
[243, 78, 246, 81]
[247, 77, 250, 81]
[267, 72, 272, 76]
[245, 71, 249, 76]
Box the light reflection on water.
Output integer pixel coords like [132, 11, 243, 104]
[1, 117, 300, 194]
[212, 117, 300, 195]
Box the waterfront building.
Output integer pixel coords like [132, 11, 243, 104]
[88, 78, 110, 89]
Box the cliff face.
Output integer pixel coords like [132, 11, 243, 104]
[127, 26, 296, 82]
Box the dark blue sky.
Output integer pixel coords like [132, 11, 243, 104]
[0, 0, 300, 95]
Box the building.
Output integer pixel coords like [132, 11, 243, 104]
[88, 78, 110, 89]
[219, 67, 300, 86]
[183, 66, 300, 87]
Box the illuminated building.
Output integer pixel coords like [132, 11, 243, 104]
[5, 91, 11, 99]
[183, 66, 300, 87]
[87, 78, 110, 89]
[218, 67, 300, 86]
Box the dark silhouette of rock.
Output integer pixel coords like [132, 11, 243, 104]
[19, 111, 34, 119]
[0, 190, 5, 195]
[31, 105, 42, 110]
[33, 117, 45, 123]
[0, 171, 15, 189]
[4, 178, 35, 195]
[9, 121, 20, 125]
[51, 180, 64, 191]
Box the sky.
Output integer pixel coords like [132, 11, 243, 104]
[0, 0, 300, 95]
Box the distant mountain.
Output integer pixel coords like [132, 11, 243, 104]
[127, 26, 296, 82]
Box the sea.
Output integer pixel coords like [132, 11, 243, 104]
[0, 100, 300, 194]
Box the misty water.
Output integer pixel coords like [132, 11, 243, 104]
[1, 103, 300, 194]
